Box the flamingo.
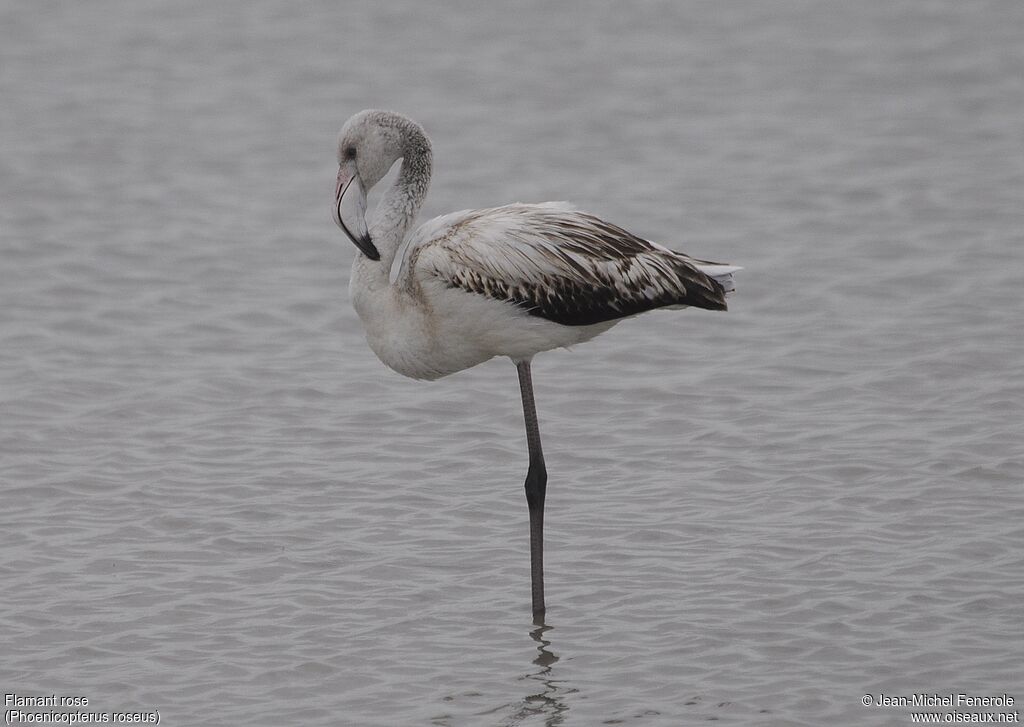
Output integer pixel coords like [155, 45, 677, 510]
[332, 110, 739, 617]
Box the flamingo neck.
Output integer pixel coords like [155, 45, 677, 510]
[350, 132, 432, 318]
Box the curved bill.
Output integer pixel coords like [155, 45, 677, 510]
[333, 165, 379, 260]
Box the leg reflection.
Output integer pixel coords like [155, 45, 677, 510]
[510, 618, 576, 726]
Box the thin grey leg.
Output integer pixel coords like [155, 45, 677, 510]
[517, 359, 547, 617]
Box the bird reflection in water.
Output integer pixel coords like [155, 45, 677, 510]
[507, 619, 576, 726]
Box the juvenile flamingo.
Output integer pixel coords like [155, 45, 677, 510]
[332, 110, 738, 616]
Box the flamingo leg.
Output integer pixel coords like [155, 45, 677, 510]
[516, 359, 547, 617]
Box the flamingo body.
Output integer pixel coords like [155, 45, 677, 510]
[356, 200, 737, 380]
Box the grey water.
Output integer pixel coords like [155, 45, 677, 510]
[2, 1, 1022, 725]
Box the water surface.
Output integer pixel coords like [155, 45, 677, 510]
[2, 1, 1022, 725]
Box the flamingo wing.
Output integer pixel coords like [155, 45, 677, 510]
[403, 202, 730, 326]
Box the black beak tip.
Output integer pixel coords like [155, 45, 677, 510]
[339, 217, 380, 261]
[359, 235, 381, 261]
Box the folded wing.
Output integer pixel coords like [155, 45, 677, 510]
[404, 202, 731, 327]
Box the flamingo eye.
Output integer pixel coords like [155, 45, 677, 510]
[343, 146, 357, 161]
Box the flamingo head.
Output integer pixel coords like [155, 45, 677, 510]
[333, 110, 429, 262]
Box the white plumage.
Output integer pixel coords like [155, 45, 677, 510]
[331, 109, 739, 615]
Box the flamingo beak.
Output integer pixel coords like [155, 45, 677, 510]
[333, 164, 379, 261]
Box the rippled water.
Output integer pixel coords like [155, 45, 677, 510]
[2, 1, 1022, 725]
